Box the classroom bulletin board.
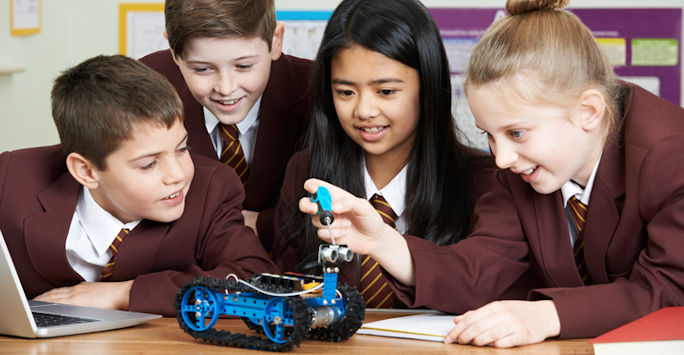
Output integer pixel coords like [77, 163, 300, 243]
[118, 5, 682, 150]
[430, 8, 682, 106]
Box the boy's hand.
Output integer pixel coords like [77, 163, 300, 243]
[299, 178, 416, 285]
[444, 300, 561, 348]
[33, 280, 133, 311]
[241, 210, 259, 236]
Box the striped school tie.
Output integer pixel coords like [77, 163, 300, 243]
[219, 123, 249, 186]
[100, 228, 130, 281]
[360, 194, 398, 308]
[568, 196, 592, 285]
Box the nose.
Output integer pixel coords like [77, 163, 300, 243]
[213, 71, 236, 96]
[353, 91, 379, 120]
[162, 156, 188, 186]
[491, 140, 518, 169]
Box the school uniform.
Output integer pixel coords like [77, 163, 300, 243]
[385, 83, 684, 338]
[140, 49, 312, 249]
[0, 145, 277, 316]
[272, 148, 498, 294]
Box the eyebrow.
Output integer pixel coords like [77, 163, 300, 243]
[129, 134, 189, 163]
[184, 55, 258, 65]
[331, 78, 405, 86]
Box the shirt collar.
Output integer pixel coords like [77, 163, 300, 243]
[76, 187, 141, 257]
[363, 160, 408, 218]
[561, 154, 602, 207]
[203, 96, 262, 136]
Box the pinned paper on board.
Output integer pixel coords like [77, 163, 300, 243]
[118, 3, 167, 60]
[10, 0, 41, 36]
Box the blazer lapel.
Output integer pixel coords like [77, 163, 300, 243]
[24, 173, 84, 284]
[583, 138, 625, 284]
[111, 221, 169, 281]
[534, 191, 584, 287]
[184, 99, 217, 159]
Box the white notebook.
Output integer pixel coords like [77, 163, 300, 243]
[357, 313, 456, 342]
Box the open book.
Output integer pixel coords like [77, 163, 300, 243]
[357, 313, 456, 342]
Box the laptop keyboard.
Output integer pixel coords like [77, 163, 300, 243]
[32, 312, 97, 327]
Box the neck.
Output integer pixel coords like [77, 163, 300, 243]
[365, 153, 408, 190]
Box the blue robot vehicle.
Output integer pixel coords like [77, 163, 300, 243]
[175, 187, 365, 351]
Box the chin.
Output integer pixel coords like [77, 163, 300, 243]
[531, 183, 561, 195]
[151, 208, 186, 223]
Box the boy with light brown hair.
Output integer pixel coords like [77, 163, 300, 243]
[140, 0, 312, 251]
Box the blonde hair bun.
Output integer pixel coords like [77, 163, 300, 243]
[506, 0, 569, 16]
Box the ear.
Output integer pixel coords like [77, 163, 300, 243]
[66, 152, 101, 190]
[165, 31, 183, 66]
[574, 88, 606, 132]
[270, 21, 284, 61]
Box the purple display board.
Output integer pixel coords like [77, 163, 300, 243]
[430, 8, 682, 106]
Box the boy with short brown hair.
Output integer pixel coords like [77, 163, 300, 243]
[0, 54, 276, 316]
[140, 0, 312, 250]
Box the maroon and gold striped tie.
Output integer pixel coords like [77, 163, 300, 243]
[568, 196, 592, 285]
[360, 194, 398, 308]
[219, 123, 249, 186]
[100, 228, 130, 281]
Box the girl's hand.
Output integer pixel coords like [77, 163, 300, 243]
[444, 300, 561, 348]
[299, 178, 391, 255]
[299, 178, 416, 285]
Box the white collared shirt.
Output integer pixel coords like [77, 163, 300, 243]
[65, 187, 140, 281]
[560, 156, 601, 246]
[204, 96, 262, 165]
[363, 162, 408, 234]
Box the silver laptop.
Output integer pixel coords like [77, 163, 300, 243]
[0, 229, 160, 338]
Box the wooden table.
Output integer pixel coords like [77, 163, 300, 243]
[0, 310, 593, 354]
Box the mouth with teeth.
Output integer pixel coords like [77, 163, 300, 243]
[361, 126, 385, 133]
[519, 166, 538, 183]
[161, 190, 184, 206]
[216, 98, 241, 105]
[357, 125, 388, 142]
[164, 192, 181, 200]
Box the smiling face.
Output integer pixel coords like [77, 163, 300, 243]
[330, 45, 421, 168]
[468, 82, 604, 194]
[88, 120, 194, 223]
[173, 35, 281, 125]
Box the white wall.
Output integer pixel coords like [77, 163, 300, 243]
[0, 0, 682, 151]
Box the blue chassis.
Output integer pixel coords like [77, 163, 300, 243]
[178, 272, 344, 343]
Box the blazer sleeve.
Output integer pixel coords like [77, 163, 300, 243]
[530, 135, 684, 338]
[387, 170, 532, 313]
[128, 158, 277, 316]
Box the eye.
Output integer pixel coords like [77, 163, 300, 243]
[335, 89, 355, 97]
[479, 129, 493, 140]
[140, 160, 157, 170]
[509, 129, 526, 139]
[236, 63, 253, 71]
[177, 144, 190, 154]
[192, 67, 209, 74]
[378, 89, 396, 96]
